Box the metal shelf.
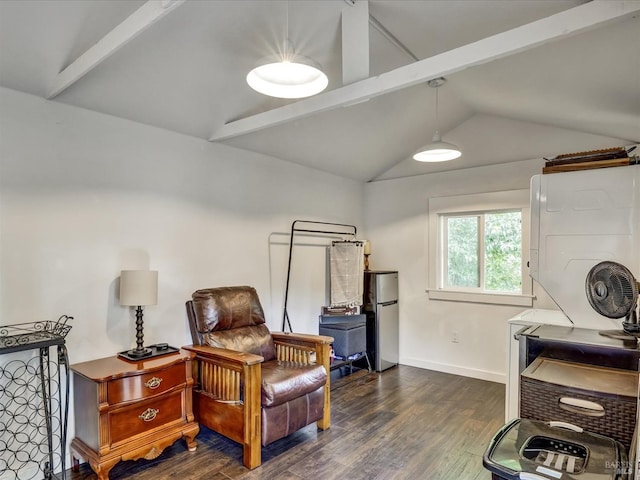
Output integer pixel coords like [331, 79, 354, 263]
[0, 315, 72, 480]
[330, 352, 371, 372]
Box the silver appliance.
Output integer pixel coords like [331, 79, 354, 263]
[363, 271, 399, 371]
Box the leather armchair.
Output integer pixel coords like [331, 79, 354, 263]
[183, 286, 333, 469]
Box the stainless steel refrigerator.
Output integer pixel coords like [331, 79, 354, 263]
[363, 271, 399, 371]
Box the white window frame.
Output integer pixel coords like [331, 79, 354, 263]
[427, 189, 533, 307]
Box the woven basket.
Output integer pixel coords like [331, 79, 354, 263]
[520, 358, 637, 449]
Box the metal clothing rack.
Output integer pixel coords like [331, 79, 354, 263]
[281, 220, 357, 332]
[0, 315, 72, 480]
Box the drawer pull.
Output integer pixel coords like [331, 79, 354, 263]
[144, 377, 163, 389]
[558, 397, 605, 417]
[138, 408, 159, 422]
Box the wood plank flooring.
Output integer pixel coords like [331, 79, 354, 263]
[68, 365, 505, 480]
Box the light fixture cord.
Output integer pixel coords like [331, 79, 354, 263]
[284, 0, 289, 57]
[435, 85, 440, 131]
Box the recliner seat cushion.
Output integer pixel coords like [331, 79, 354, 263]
[260, 360, 326, 407]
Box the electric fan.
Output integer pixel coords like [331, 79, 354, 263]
[585, 261, 640, 341]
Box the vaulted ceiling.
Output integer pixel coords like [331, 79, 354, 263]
[1, 0, 638, 182]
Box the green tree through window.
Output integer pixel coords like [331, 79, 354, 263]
[485, 212, 521, 292]
[445, 211, 521, 293]
[447, 216, 478, 288]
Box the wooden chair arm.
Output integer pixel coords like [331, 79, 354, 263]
[270, 332, 334, 347]
[182, 344, 263, 404]
[183, 344, 264, 366]
[271, 332, 333, 385]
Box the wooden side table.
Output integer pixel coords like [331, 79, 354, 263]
[70, 350, 199, 479]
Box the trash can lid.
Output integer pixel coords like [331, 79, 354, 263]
[483, 419, 626, 480]
[319, 321, 365, 330]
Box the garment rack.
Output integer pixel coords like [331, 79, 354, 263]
[282, 220, 357, 332]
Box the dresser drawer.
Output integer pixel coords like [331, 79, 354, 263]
[520, 357, 637, 449]
[109, 390, 184, 445]
[108, 363, 186, 404]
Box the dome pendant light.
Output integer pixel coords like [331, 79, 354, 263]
[246, 2, 328, 99]
[413, 77, 461, 162]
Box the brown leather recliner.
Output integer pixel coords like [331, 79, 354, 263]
[183, 286, 333, 469]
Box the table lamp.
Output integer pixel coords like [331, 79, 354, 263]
[119, 270, 158, 360]
[363, 240, 371, 271]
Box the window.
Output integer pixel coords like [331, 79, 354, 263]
[445, 210, 522, 292]
[428, 190, 533, 306]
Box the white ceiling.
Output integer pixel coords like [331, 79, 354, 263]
[0, 0, 638, 182]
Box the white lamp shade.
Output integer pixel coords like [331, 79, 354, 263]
[413, 132, 462, 162]
[119, 270, 158, 306]
[247, 53, 328, 99]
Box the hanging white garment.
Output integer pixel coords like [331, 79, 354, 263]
[330, 242, 364, 307]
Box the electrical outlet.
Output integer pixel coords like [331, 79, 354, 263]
[452, 331, 459, 343]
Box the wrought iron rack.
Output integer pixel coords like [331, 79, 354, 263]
[0, 315, 73, 480]
[281, 220, 357, 332]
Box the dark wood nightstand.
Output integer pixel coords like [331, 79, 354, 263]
[70, 350, 199, 480]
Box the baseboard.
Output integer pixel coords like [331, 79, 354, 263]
[400, 357, 506, 384]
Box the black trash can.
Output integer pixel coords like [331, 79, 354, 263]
[483, 419, 629, 479]
[319, 320, 366, 359]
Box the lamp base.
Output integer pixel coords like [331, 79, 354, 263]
[118, 344, 179, 362]
[125, 347, 152, 358]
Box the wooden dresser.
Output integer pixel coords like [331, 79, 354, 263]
[70, 350, 199, 479]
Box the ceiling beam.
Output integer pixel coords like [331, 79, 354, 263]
[47, 0, 186, 99]
[210, 0, 640, 142]
[342, 0, 370, 85]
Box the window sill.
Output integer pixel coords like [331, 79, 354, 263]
[426, 288, 535, 307]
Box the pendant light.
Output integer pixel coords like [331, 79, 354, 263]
[413, 77, 461, 162]
[246, 2, 328, 99]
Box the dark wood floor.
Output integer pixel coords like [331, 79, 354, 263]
[68, 365, 505, 480]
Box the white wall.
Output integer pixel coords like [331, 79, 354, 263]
[0, 87, 367, 478]
[0, 87, 365, 363]
[364, 160, 561, 384]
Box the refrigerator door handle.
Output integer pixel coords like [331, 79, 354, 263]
[380, 300, 398, 307]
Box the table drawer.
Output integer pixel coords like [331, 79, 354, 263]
[108, 363, 186, 404]
[109, 390, 184, 445]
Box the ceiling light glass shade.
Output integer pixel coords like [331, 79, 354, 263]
[247, 53, 328, 99]
[413, 131, 462, 162]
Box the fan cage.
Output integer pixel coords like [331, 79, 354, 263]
[585, 261, 638, 319]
